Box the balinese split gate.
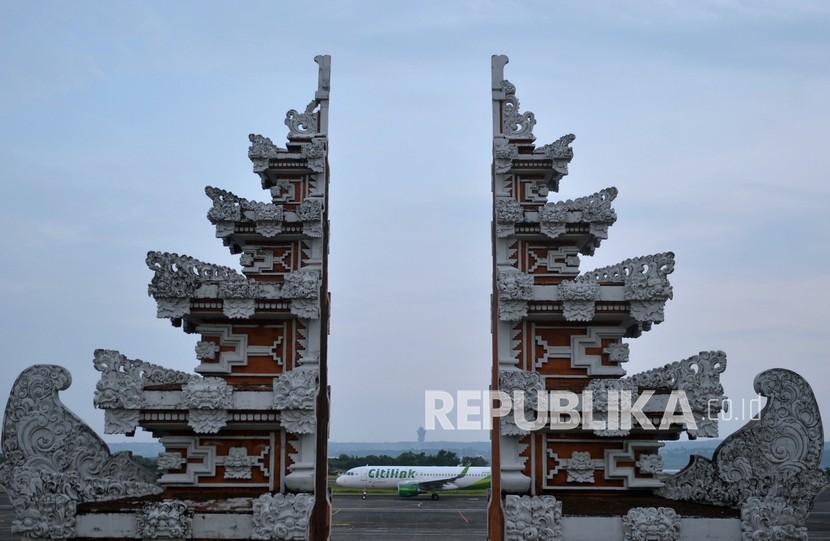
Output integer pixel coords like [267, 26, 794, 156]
[487, 54, 826, 540]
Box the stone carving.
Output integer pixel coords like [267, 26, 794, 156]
[157, 452, 185, 471]
[252, 492, 314, 540]
[188, 409, 229, 434]
[183, 377, 233, 409]
[497, 268, 534, 300]
[282, 270, 320, 299]
[290, 298, 320, 320]
[136, 501, 192, 539]
[195, 340, 220, 360]
[495, 198, 524, 238]
[741, 495, 808, 541]
[576, 252, 675, 323]
[503, 494, 562, 541]
[604, 342, 630, 364]
[493, 139, 518, 174]
[147, 251, 245, 299]
[273, 367, 319, 410]
[538, 187, 617, 242]
[93, 349, 195, 392]
[223, 447, 258, 480]
[0, 365, 161, 539]
[636, 454, 663, 475]
[248, 134, 282, 172]
[296, 198, 323, 237]
[537, 134, 576, 183]
[499, 369, 545, 437]
[627, 350, 727, 438]
[301, 139, 326, 172]
[156, 297, 190, 318]
[206, 186, 287, 238]
[622, 507, 680, 541]
[557, 281, 600, 321]
[499, 299, 528, 322]
[104, 409, 140, 435]
[500, 79, 536, 139]
[659, 368, 827, 523]
[566, 451, 596, 483]
[223, 298, 257, 319]
[281, 409, 316, 435]
[285, 99, 320, 140]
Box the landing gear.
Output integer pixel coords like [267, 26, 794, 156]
[431, 493, 440, 501]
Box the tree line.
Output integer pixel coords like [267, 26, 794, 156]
[329, 450, 488, 473]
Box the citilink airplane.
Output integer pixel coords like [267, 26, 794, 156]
[335, 465, 491, 500]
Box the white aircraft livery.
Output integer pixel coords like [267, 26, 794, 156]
[335, 465, 491, 499]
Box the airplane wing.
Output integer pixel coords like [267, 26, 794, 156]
[409, 466, 471, 492]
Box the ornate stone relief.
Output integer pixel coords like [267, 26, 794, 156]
[195, 340, 220, 360]
[136, 501, 192, 539]
[0, 365, 162, 539]
[557, 281, 600, 321]
[627, 350, 727, 438]
[503, 494, 562, 541]
[636, 454, 663, 475]
[222, 447, 260, 480]
[285, 99, 320, 140]
[273, 367, 319, 410]
[252, 492, 314, 540]
[499, 299, 528, 322]
[622, 507, 681, 541]
[495, 198, 524, 238]
[499, 369, 545, 437]
[565, 451, 597, 483]
[157, 452, 186, 472]
[300, 139, 326, 173]
[537, 187, 617, 244]
[188, 409, 230, 434]
[500, 79, 536, 140]
[206, 186, 291, 239]
[248, 133, 283, 173]
[493, 139, 518, 174]
[741, 495, 808, 540]
[658, 368, 827, 524]
[281, 409, 316, 435]
[604, 342, 630, 364]
[296, 198, 323, 237]
[147, 251, 320, 321]
[183, 377, 233, 409]
[497, 268, 533, 300]
[575, 252, 675, 324]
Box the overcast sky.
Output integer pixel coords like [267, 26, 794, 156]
[1, 1, 828, 444]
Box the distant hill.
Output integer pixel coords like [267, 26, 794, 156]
[106, 440, 830, 470]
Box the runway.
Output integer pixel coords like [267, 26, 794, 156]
[331, 495, 487, 540]
[1, 491, 830, 540]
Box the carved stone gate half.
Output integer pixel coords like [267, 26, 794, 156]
[487, 54, 827, 540]
[1, 56, 332, 540]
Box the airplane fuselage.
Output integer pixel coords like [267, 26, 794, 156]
[335, 465, 491, 494]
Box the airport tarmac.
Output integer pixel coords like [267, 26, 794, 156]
[2, 491, 830, 540]
[331, 495, 487, 540]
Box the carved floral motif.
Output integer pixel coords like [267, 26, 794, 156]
[252, 492, 313, 540]
[273, 367, 319, 410]
[504, 494, 562, 541]
[137, 501, 192, 539]
[497, 269, 533, 300]
[622, 507, 680, 541]
[0, 365, 161, 539]
[658, 368, 827, 523]
[566, 451, 596, 484]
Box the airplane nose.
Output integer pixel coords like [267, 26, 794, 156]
[335, 475, 345, 486]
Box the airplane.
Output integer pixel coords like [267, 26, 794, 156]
[335, 465, 491, 500]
